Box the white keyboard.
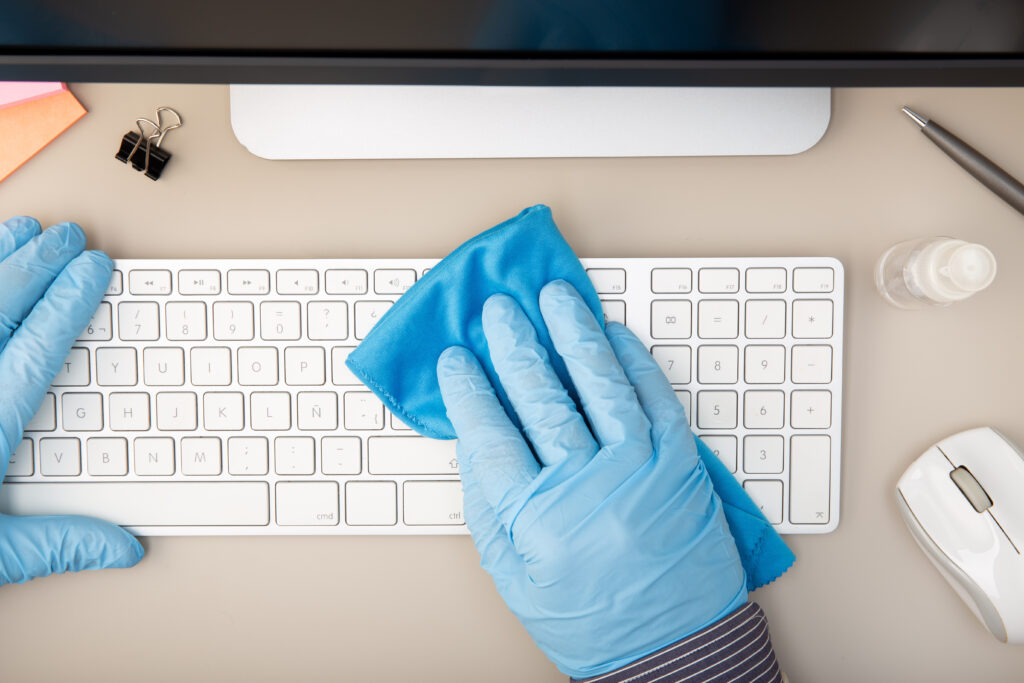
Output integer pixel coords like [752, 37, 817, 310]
[0, 257, 844, 535]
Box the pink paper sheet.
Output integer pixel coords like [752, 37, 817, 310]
[0, 82, 67, 110]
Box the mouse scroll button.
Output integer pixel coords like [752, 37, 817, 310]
[950, 466, 993, 513]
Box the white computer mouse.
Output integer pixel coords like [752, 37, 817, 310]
[896, 427, 1024, 643]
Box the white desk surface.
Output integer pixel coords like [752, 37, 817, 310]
[2, 84, 1024, 683]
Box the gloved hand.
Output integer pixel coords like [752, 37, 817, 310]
[437, 280, 747, 678]
[0, 216, 143, 585]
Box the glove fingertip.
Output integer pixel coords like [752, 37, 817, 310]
[437, 345, 480, 380]
[4, 215, 41, 240]
[82, 249, 114, 270]
[66, 516, 145, 571]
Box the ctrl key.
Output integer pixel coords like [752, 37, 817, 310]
[404, 481, 464, 526]
[275, 482, 339, 526]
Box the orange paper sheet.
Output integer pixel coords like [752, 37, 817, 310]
[0, 89, 86, 182]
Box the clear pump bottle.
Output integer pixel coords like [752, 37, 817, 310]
[875, 237, 997, 309]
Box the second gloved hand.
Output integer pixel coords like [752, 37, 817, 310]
[437, 280, 747, 679]
[0, 216, 144, 585]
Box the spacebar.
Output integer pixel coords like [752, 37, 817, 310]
[0, 483, 270, 526]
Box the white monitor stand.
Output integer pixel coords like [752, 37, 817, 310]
[230, 85, 830, 159]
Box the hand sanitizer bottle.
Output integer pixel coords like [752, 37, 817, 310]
[875, 237, 997, 309]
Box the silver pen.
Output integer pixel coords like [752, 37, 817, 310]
[902, 106, 1024, 216]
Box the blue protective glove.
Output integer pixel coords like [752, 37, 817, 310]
[0, 216, 144, 585]
[437, 280, 747, 679]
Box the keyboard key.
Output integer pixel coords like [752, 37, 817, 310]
[744, 435, 784, 474]
[325, 269, 368, 295]
[250, 392, 291, 430]
[650, 268, 692, 294]
[696, 391, 737, 429]
[374, 268, 416, 294]
[651, 266, 692, 294]
[238, 347, 279, 386]
[227, 269, 270, 295]
[39, 438, 81, 476]
[651, 345, 691, 384]
[118, 302, 160, 341]
[697, 300, 738, 339]
[368, 437, 458, 474]
[791, 345, 832, 384]
[96, 348, 138, 386]
[744, 391, 785, 429]
[744, 300, 786, 339]
[7, 439, 34, 477]
[297, 391, 339, 430]
[78, 302, 113, 341]
[793, 267, 835, 293]
[744, 480, 783, 524]
[156, 392, 197, 431]
[791, 390, 832, 429]
[106, 270, 123, 295]
[52, 348, 90, 386]
[698, 268, 740, 293]
[344, 391, 384, 430]
[390, 412, 413, 431]
[404, 481, 465, 526]
[178, 269, 221, 295]
[790, 435, 831, 523]
[277, 482, 339, 526]
[134, 437, 175, 476]
[87, 438, 129, 476]
[203, 392, 245, 431]
[285, 347, 326, 385]
[26, 393, 56, 431]
[650, 300, 691, 339]
[345, 481, 397, 526]
[321, 437, 362, 474]
[331, 346, 362, 385]
[274, 437, 315, 475]
[62, 393, 103, 431]
[143, 347, 185, 386]
[587, 268, 626, 294]
[109, 393, 150, 431]
[260, 301, 301, 340]
[745, 268, 787, 293]
[744, 345, 785, 384]
[165, 302, 207, 341]
[181, 437, 222, 475]
[213, 301, 254, 341]
[0, 482, 271, 526]
[277, 269, 319, 295]
[129, 269, 172, 295]
[792, 300, 833, 338]
[354, 301, 393, 339]
[228, 437, 269, 476]
[307, 301, 349, 340]
[700, 435, 736, 473]
[697, 345, 738, 384]
[191, 347, 232, 385]
[601, 300, 626, 325]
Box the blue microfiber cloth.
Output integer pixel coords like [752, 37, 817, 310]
[346, 204, 794, 590]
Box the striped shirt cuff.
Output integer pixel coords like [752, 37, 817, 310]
[572, 603, 781, 683]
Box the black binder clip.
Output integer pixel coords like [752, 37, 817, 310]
[115, 107, 183, 180]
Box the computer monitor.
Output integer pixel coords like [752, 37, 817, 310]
[3, 1, 1024, 85]
[4, 2, 1023, 159]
